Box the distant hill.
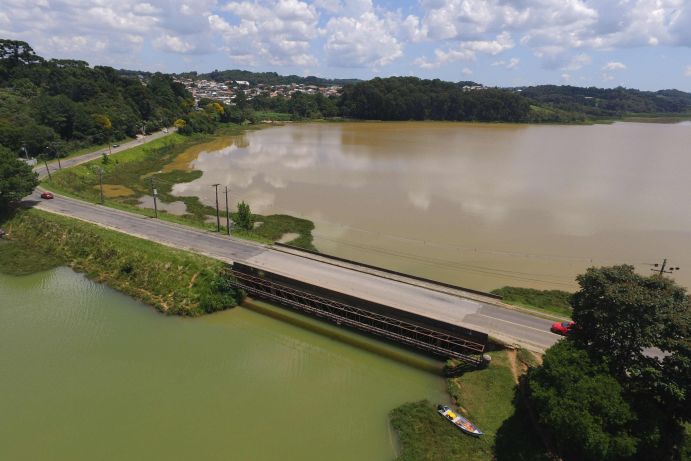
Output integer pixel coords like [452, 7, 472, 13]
[516, 85, 691, 117]
[177, 70, 361, 87]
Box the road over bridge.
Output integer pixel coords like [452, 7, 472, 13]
[27, 130, 564, 353]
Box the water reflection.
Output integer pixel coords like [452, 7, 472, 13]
[169, 122, 691, 291]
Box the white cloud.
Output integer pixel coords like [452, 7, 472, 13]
[325, 9, 403, 68]
[603, 61, 626, 71]
[462, 67, 473, 76]
[563, 53, 592, 71]
[212, 0, 321, 67]
[492, 57, 520, 69]
[561, 73, 571, 82]
[685, 65, 691, 77]
[154, 34, 196, 53]
[415, 32, 514, 69]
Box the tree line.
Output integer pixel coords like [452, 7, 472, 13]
[0, 39, 192, 160]
[524, 265, 690, 460]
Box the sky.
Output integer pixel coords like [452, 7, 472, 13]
[2, 0, 691, 90]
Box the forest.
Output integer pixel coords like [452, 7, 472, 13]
[0, 39, 192, 159]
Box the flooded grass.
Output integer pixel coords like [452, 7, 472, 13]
[44, 127, 316, 250]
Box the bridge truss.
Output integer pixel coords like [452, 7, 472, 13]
[229, 269, 486, 366]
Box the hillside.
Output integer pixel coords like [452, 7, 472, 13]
[0, 39, 192, 159]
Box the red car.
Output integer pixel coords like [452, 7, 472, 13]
[551, 320, 575, 335]
[40, 192, 54, 199]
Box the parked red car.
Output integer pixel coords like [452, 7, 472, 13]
[40, 192, 54, 199]
[551, 320, 575, 335]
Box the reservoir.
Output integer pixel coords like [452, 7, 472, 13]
[171, 121, 691, 291]
[0, 268, 446, 460]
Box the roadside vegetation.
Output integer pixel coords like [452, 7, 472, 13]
[391, 265, 690, 461]
[44, 130, 315, 250]
[0, 239, 64, 275]
[491, 286, 573, 318]
[524, 266, 690, 461]
[2, 209, 243, 315]
[390, 349, 548, 461]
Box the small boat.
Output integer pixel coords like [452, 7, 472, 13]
[437, 404, 484, 437]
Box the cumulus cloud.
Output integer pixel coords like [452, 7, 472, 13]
[415, 31, 514, 68]
[492, 57, 520, 69]
[603, 61, 627, 71]
[685, 65, 691, 77]
[210, 0, 321, 67]
[324, 5, 403, 68]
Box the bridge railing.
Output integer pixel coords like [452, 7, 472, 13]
[230, 269, 486, 366]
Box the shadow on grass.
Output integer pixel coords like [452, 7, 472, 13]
[494, 385, 552, 461]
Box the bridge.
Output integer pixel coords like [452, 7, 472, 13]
[27, 130, 563, 366]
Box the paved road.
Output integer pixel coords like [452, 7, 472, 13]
[27, 131, 562, 352]
[35, 129, 174, 179]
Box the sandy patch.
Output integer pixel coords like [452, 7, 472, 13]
[277, 232, 299, 244]
[95, 184, 135, 198]
[162, 135, 246, 172]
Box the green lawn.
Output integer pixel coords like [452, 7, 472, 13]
[0, 239, 64, 275]
[390, 350, 548, 461]
[491, 286, 573, 318]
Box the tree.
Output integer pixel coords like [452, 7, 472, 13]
[526, 340, 638, 461]
[0, 145, 38, 211]
[571, 265, 690, 381]
[236, 201, 254, 231]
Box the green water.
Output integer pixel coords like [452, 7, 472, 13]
[0, 268, 446, 460]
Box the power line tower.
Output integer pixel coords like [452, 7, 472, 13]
[650, 258, 680, 276]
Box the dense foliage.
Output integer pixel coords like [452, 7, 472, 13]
[526, 265, 691, 461]
[339, 77, 530, 121]
[0, 39, 192, 159]
[0, 145, 38, 210]
[519, 85, 691, 118]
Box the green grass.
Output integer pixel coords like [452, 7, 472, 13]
[3, 209, 242, 315]
[43, 128, 316, 250]
[491, 286, 573, 318]
[390, 350, 548, 461]
[0, 239, 64, 275]
[253, 111, 292, 121]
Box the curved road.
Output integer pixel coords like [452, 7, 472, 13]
[27, 131, 563, 352]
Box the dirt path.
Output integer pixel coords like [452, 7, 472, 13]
[506, 349, 520, 384]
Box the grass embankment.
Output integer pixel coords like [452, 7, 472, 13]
[0, 239, 64, 275]
[390, 349, 548, 461]
[491, 286, 572, 318]
[3, 209, 242, 315]
[44, 126, 315, 250]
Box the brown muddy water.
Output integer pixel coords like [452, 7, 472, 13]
[170, 121, 691, 292]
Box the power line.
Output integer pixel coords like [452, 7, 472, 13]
[648, 258, 680, 276]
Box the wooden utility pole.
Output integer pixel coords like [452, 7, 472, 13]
[651, 258, 680, 276]
[212, 184, 220, 232]
[224, 186, 230, 235]
[42, 157, 51, 180]
[150, 177, 158, 218]
[98, 168, 104, 204]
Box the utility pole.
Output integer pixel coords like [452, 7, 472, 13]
[42, 156, 51, 180]
[651, 258, 680, 276]
[98, 168, 104, 204]
[149, 177, 158, 218]
[212, 184, 221, 232]
[224, 186, 230, 235]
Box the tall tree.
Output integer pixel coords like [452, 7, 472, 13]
[0, 145, 38, 211]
